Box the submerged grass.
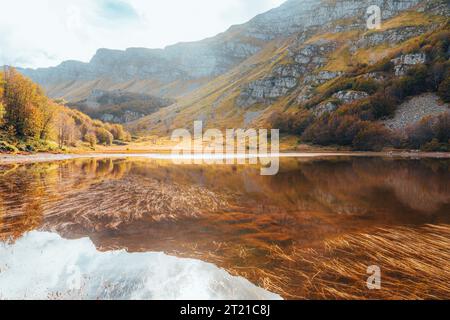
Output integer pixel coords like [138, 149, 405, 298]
[180, 224, 450, 300]
[263, 224, 450, 299]
[1, 159, 449, 299]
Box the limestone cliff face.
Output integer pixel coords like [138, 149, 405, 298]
[234, 0, 448, 109]
[242, 0, 423, 39]
[124, 0, 448, 135]
[19, 0, 429, 100]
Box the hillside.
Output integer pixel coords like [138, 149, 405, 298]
[127, 0, 449, 150]
[67, 90, 173, 124]
[0, 67, 131, 153]
[16, 0, 450, 151]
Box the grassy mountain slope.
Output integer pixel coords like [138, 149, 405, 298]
[128, 1, 449, 151]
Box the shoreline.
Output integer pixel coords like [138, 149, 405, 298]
[1, 150, 450, 164]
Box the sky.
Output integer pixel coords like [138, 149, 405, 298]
[0, 0, 286, 69]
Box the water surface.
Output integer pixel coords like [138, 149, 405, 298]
[0, 156, 449, 299]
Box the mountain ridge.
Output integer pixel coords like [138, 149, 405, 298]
[19, 0, 435, 100]
[13, 0, 450, 152]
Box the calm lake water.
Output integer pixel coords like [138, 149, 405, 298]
[0, 156, 449, 299]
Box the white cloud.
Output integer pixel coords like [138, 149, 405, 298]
[0, 0, 286, 69]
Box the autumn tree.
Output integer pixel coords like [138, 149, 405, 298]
[123, 131, 132, 142]
[96, 127, 113, 146]
[56, 112, 79, 148]
[2, 67, 45, 138]
[38, 101, 57, 140]
[0, 103, 4, 127]
[109, 124, 126, 140]
[84, 132, 97, 148]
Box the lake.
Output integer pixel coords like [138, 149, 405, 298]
[0, 156, 449, 299]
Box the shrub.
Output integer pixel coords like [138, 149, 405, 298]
[301, 115, 334, 145]
[370, 58, 394, 73]
[84, 132, 97, 148]
[0, 140, 18, 153]
[124, 132, 132, 142]
[352, 123, 391, 151]
[405, 116, 435, 149]
[420, 139, 448, 152]
[339, 93, 396, 121]
[301, 113, 392, 151]
[433, 112, 450, 143]
[323, 78, 355, 97]
[427, 62, 446, 90]
[270, 111, 313, 135]
[109, 124, 126, 140]
[353, 79, 379, 94]
[405, 113, 450, 149]
[334, 115, 366, 146]
[367, 93, 397, 120]
[404, 65, 429, 95]
[426, 30, 450, 61]
[302, 114, 365, 146]
[95, 128, 113, 146]
[438, 75, 450, 103]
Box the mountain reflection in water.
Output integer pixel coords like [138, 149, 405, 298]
[0, 157, 449, 299]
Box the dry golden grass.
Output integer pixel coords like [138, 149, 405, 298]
[323, 46, 354, 72]
[179, 224, 450, 300]
[261, 224, 450, 299]
[2, 159, 449, 299]
[376, 11, 445, 31]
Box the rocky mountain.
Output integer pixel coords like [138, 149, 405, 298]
[20, 0, 438, 98]
[18, 0, 450, 148]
